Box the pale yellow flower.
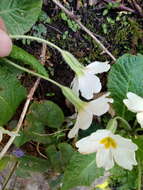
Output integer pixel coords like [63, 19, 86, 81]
[76, 129, 138, 170]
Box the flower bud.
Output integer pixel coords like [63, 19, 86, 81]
[106, 118, 117, 133]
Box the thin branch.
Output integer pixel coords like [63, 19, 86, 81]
[104, 0, 135, 13]
[36, 142, 48, 159]
[0, 44, 47, 160]
[2, 161, 19, 190]
[131, 0, 143, 17]
[52, 0, 116, 61]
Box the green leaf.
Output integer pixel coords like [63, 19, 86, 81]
[9, 45, 49, 76]
[15, 168, 31, 178]
[62, 153, 104, 190]
[14, 101, 64, 146]
[45, 143, 74, 172]
[133, 137, 143, 160]
[0, 0, 42, 35]
[108, 54, 143, 120]
[58, 143, 74, 167]
[28, 132, 54, 145]
[45, 145, 63, 172]
[18, 155, 50, 173]
[110, 166, 137, 190]
[0, 66, 26, 125]
[0, 156, 10, 171]
[14, 131, 31, 147]
[27, 101, 64, 128]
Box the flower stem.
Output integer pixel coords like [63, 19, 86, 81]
[137, 157, 142, 190]
[3, 58, 63, 89]
[10, 35, 63, 53]
[114, 116, 131, 131]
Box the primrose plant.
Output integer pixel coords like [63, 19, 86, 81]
[0, 36, 142, 189]
[0, 0, 142, 190]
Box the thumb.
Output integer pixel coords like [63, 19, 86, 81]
[0, 26, 12, 57]
[0, 17, 12, 57]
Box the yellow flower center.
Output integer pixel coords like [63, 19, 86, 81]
[100, 137, 117, 149]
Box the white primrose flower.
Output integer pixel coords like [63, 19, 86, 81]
[76, 129, 138, 170]
[123, 92, 143, 128]
[71, 61, 110, 100]
[0, 127, 19, 142]
[62, 50, 110, 100]
[68, 92, 113, 138]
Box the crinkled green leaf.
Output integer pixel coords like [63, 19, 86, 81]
[0, 156, 10, 171]
[110, 166, 137, 190]
[15, 168, 31, 178]
[58, 143, 74, 167]
[27, 101, 64, 128]
[18, 155, 50, 173]
[62, 152, 104, 190]
[0, 0, 42, 35]
[9, 45, 49, 76]
[14, 131, 31, 147]
[0, 66, 26, 125]
[45, 145, 63, 172]
[14, 101, 64, 146]
[133, 137, 143, 160]
[45, 143, 74, 172]
[108, 54, 143, 120]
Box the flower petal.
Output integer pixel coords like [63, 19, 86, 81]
[78, 73, 101, 100]
[68, 109, 93, 138]
[113, 148, 137, 170]
[76, 129, 112, 154]
[76, 129, 113, 154]
[85, 61, 110, 74]
[76, 136, 99, 154]
[88, 93, 113, 116]
[136, 112, 143, 128]
[96, 149, 114, 170]
[112, 134, 138, 151]
[90, 129, 113, 141]
[123, 92, 143, 113]
[71, 76, 79, 96]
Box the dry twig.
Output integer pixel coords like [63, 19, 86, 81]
[52, 0, 116, 61]
[0, 44, 47, 160]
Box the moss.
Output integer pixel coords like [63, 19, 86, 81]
[42, 6, 143, 62]
[128, 18, 143, 53]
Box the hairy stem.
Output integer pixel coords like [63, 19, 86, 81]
[10, 35, 62, 53]
[3, 58, 63, 89]
[114, 116, 132, 131]
[137, 157, 142, 190]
